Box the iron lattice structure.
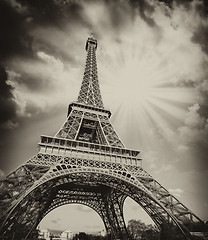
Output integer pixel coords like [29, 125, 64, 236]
[0, 36, 207, 240]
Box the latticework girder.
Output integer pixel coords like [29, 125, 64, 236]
[77, 36, 104, 108]
[55, 105, 124, 147]
[43, 185, 113, 234]
[0, 153, 205, 239]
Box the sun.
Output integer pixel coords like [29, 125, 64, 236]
[102, 49, 195, 144]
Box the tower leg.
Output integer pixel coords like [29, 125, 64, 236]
[101, 190, 131, 240]
[0, 185, 55, 239]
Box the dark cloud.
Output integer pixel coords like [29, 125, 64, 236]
[129, 0, 156, 27]
[0, 0, 90, 65]
[14, 0, 66, 28]
[101, 1, 133, 31]
[17, 0, 92, 64]
[10, 66, 54, 93]
[192, 25, 208, 55]
[159, 0, 208, 20]
[0, 66, 17, 129]
[18, 0, 89, 29]
[195, 0, 208, 17]
[158, 0, 193, 9]
[198, 104, 208, 119]
[196, 80, 208, 119]
[19, 0, 64, 26]
[0, 1, 34, 62]
[158, 0, 208, 57]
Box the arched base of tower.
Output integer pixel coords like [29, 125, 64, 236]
[1, 162, 207, 240]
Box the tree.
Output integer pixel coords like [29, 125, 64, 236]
[79, 232, 89, 240]
[127, 219, 160, 240]
[72, 232, 108, 240]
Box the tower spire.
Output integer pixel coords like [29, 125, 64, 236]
[77, 35, 104, 108]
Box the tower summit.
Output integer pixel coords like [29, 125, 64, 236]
[77, 34, 103, 108]
[0, 36, 207, 240]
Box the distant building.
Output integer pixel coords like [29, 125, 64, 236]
[39, 229, 50, 239]
[39, 228, 73, 240]
[61, 229, 73, 239]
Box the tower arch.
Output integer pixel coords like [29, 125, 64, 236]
[39, 203, 106, 235]
[1, 169, 193, 239]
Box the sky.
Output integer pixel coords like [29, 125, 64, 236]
[0, 0, 208, 233]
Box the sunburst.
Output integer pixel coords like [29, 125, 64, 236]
[101, 46, 195, 150]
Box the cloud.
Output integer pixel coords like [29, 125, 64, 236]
[0, 169, 5, 179]
[178, 103, 208, 146]
[155, 102, 208, 171]
[76, 205, 92, 213]
[168, 188, 184, 198]
[184, 103, 205, 128]
[5, 50, 82, 119]
[0, 120, 19, 130]
[51, 218, 61, 224]
[191, 10, 208, 55]
[6, 0, 28, 14]
[0, 66, 18, 129]
[192, 25, 208, 54]
[195, 79, 208, 121]
[177, 104, 208, 171]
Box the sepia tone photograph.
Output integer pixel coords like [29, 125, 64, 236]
[0, 0, 208, 239]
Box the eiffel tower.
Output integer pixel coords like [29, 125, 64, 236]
[0, 35, 207, 240]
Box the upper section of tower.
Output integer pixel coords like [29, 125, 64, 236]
[77, 35, 104, 109]
[85, 35, 97, 51]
